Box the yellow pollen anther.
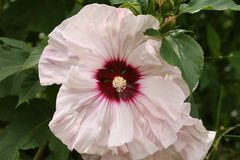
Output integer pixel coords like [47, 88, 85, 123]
[112, 76, 127, 92]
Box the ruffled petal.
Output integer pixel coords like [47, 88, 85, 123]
[49, 66, 101, 151]
[38, 17, 79, 85]
[139, 77, 186, 120]
[173, 112, 216, 160]
[144, 103, 216, 160]
[63, 4, 159, 70]
[108, 102, 134, 147]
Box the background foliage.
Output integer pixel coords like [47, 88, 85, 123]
[0, 0, 240, 160]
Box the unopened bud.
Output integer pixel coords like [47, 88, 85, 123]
[160, 0, 175, 15]
[156, 0, 164, 5]
[160, 15, 176, 32]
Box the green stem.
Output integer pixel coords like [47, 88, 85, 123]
[33, 143, 47, 160]
[223, 134, 240, 139]
[204, 55, 240, 60]
[205, 123, 240, 160]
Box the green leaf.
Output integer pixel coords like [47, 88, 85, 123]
[0, 99, 53, 160]
[180, 0, 240, 14]
[0, 46, 28, 82]
[138, 0, 149, 11]
[18, 47, 43, 72]
[160, 31, 204, 91]
[0, 72, 28, 97]
[0, 96, 18, 122]
[0, 37, 31, 52]
[206, 25, 221, 57]
[17, 70, 44, 106]
[0, 65, 22, 82]
[0, 47, 28, 68]
[0, 43, 43, 82]
[49, 136, 70, 160]
[189, 96, 199, 118]
[146, 0, 157, 14]
[144, 28, 161, 36]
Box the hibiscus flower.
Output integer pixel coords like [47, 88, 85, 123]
[38, 3, 215, 160]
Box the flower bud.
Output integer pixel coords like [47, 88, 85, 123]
[159, 0, 175, 15]
[156, 0, 164, 5]
[160, 15, 176, 32]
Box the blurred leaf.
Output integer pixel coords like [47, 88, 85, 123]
[17, 71, 44, 106]
[0, 65, 22, 82]
[0, 72, 28, 97]
[0, 39, 43, 82]
[0, 37, 31, 52]
[138, 0, 148, 7]
[0, 0, 75, 38]
[229, 51, 240, 73]
[0, 99, 53, 160]
[0, 46, 28, 81]
[160, 30, 204, 91]
[206, 25, 221, 57]
[180, 0, 240, 14]
[0, 47, 28, 68]
[18, 47, 43, 72]
[0, 96, 18, 122]
[146, 0, 156, 14]
[199, 63, 218, 91]
[67, 3, 84, 18]
[49, 136, 70, 160]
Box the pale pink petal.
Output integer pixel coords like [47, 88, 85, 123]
[49, 67, 101, 151]
[139, 77, 186, 120]
[38, 17, 79, 85]
[108, 102, 134, 147]
[144, 147, 183, 160]
[174, 117, 216, 160]
[126, 122, 159, 159]
[126, 40, 164, 76]
[63, 4, 159, 70]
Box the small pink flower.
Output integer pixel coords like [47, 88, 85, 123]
[38, 4, 215, 160]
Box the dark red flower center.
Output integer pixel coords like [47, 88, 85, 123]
[95, 59, 141, 103]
